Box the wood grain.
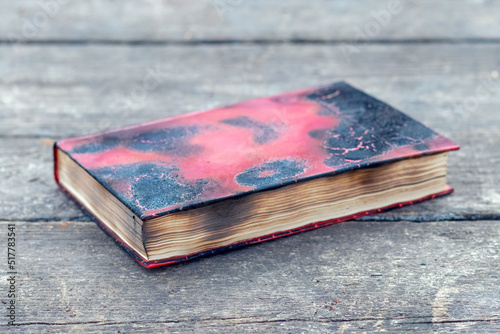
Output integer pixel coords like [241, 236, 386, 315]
[0, 220, 498, 333]
[0, 0, 499, 42]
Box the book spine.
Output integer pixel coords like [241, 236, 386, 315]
[53, 143, 60, 184]
[55, 180, 151, 267]
[53, 144, 150, 267]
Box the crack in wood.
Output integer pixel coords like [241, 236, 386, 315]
[407, 318, 500, 325]
[4, 316, 498, 327]
[0, 38, 500, 46]
[354, 214, 500, 222]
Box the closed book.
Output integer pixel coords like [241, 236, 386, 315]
[54, 81, 459, 268]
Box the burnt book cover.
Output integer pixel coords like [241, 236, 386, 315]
[54, 81, 459, 268]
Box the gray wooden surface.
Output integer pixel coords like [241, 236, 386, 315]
[0, 1, 499, 333]
[2, 0, 500, 41]
[2, 220, 499, 333]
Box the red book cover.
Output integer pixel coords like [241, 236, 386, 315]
[54, 81, 459, 268]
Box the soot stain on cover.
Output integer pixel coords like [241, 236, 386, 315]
[70, 136, 121, 154]
[306, 82, 437, 167]
[127, 126, 203, 156]
[413, 143, 430, 151]
[220, 115, 279, 144]
[92, 162, 210, 214]
[71, 126, 203, 157]
[236, 159, 307, 189]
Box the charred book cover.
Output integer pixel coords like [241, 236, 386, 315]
[54, 81, 459, 268]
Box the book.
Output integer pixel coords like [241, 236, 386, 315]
[54, 81, 459, 268]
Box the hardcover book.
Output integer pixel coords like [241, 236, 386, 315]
[54, 81, 459, 268]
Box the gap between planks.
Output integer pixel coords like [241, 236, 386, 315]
[2, 315, 498, 327]
[0, 38, 500, 46]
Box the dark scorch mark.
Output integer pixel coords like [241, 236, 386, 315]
[413, 143, 430, 151]
[70, 136, 121, 154]
[269, 93, 300, 105]
[194, 195, 256, 245]
[306, 82, 437, 168]
[236, 159, 306, 189]
[70, 126, 203, 157]
[91, 162, 210, 214]
[127, 126, 203, 157]
[221, 115, 279, 144]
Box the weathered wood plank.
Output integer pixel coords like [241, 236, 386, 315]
[1, 43, 499, 138]
[0, 43, 499, 221]
[1, 0, 499, 42]
[0, 138, 83, 221]
[0, 220, 498, 333]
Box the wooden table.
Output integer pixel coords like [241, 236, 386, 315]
[1, 1, 499, 332]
